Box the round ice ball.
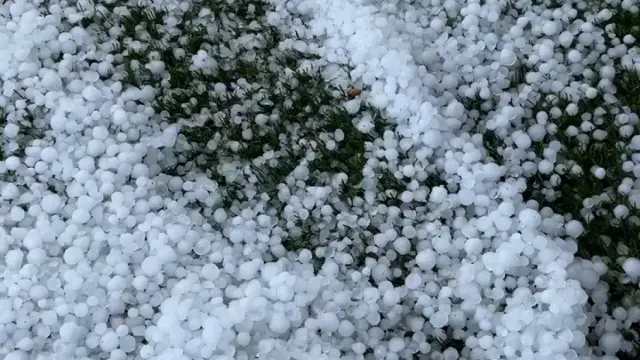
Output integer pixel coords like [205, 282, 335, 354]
[4, 350, 28, 360]
[269, 312, 291, 334]
[416, 249, 437, 270]
[599, 332, 622, 355]
[41, 194, 63, 214]
[499, 48, 517, 66]
[565, 220, 584, 238]
[623, 257, 640, 277]
[518, 208, 541, 229]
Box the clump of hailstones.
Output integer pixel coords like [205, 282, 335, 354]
[2, 0, 640, 359]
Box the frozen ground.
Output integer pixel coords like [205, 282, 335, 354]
[1, 0, 640, 359]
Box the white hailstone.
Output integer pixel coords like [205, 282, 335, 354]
[402, 165, 416, 177]
[383, 289, 401, 306]
[10, 206, 25, 222]
[63, 246, 83, 265]
[298, 249, 312, 263]
[41, 69, 63, 91]
[416, 249, 437, 270]
[59, 322, 78, 342]
[363, 287, 380, 303]
[82, 85, 102, 102]
[600, 65, 615, 79]
[389, 337, 405, 352]
[41, 194, 63, 214]
[566, 103, 578, 116]
[1, 183, 19, 199]
[565, 220, 584, 238]
[400, 191, 414, 203]
[100, 330, 120, 352]
[623, 34, 636, 44]
[3, 123, 19, 138]
[254, 113, 269, 126]
[623, 258, 640, 277]
[512, 131, 532, 149]
[352, 343, 367, 354]
[92, 126, 109, 141]
[71, 209, 91, 224]
[570, 164, 583, 176]
[393, 237, 411, 254]
[585, 87, 598, 99]
[162, 125, 179, 147]
[423, 129, 443, 148]
[498, 202, 515, 217]
[269, 312, 291, 334]
[613, 205, 629, 219]
[543, 21, 558, 35]
[357, 118, 374, 133]
[0, 234, 10, 257]
[458, 189, 475, 206]
[140, 345, 155, 358]
[443, 348, 459, 360]
[87, 139, 106, 157]
[499, 48, 517, 66]
[430, 17, 445, 31]
[29, 284, 48, 300]
[593, 167, 606, 179]
[558, 31, 574, 47]
[599, 332, 622, 355]
[15, 338, 33, 351]
[449, 310, 466, 329]
[110, 108, 128, 126]
[318, 312, 340, 333]
[518, 208, 542, 229]
[567, 49, 582, 63]
[4, 351, 28, 360]
[464, 238, 484, 255]
[430, 310, 449, 328]
[146, 60, 166, 74]
[344, 99, 361, 114]
[325, 139, 337, 151]
[384, 148, 399, 161]
[141, 256, 162, 276]
[338, 320, 355, 337]
[238, 260, 261, 280]
[528, 124, 546, 142]
[429, 186, 447, 203]
[446, 100, 465, 118]
[237, 332, 251, 346]
[631, 135, 640, 150]
[592, 129, 607, 141]
[405, 272, 423, 289]
[213, 208, 227, 223]
[538, 43, 555, 61]
[5, 156, 21, 170]
[565, 126, 579, 137]
[5, 249, 24, 270]
[537, 159, 554, 174]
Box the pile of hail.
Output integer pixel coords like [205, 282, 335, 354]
[1, 0, 640, 359]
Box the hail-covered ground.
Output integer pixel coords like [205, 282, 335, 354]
[1, 0, 640, 359]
